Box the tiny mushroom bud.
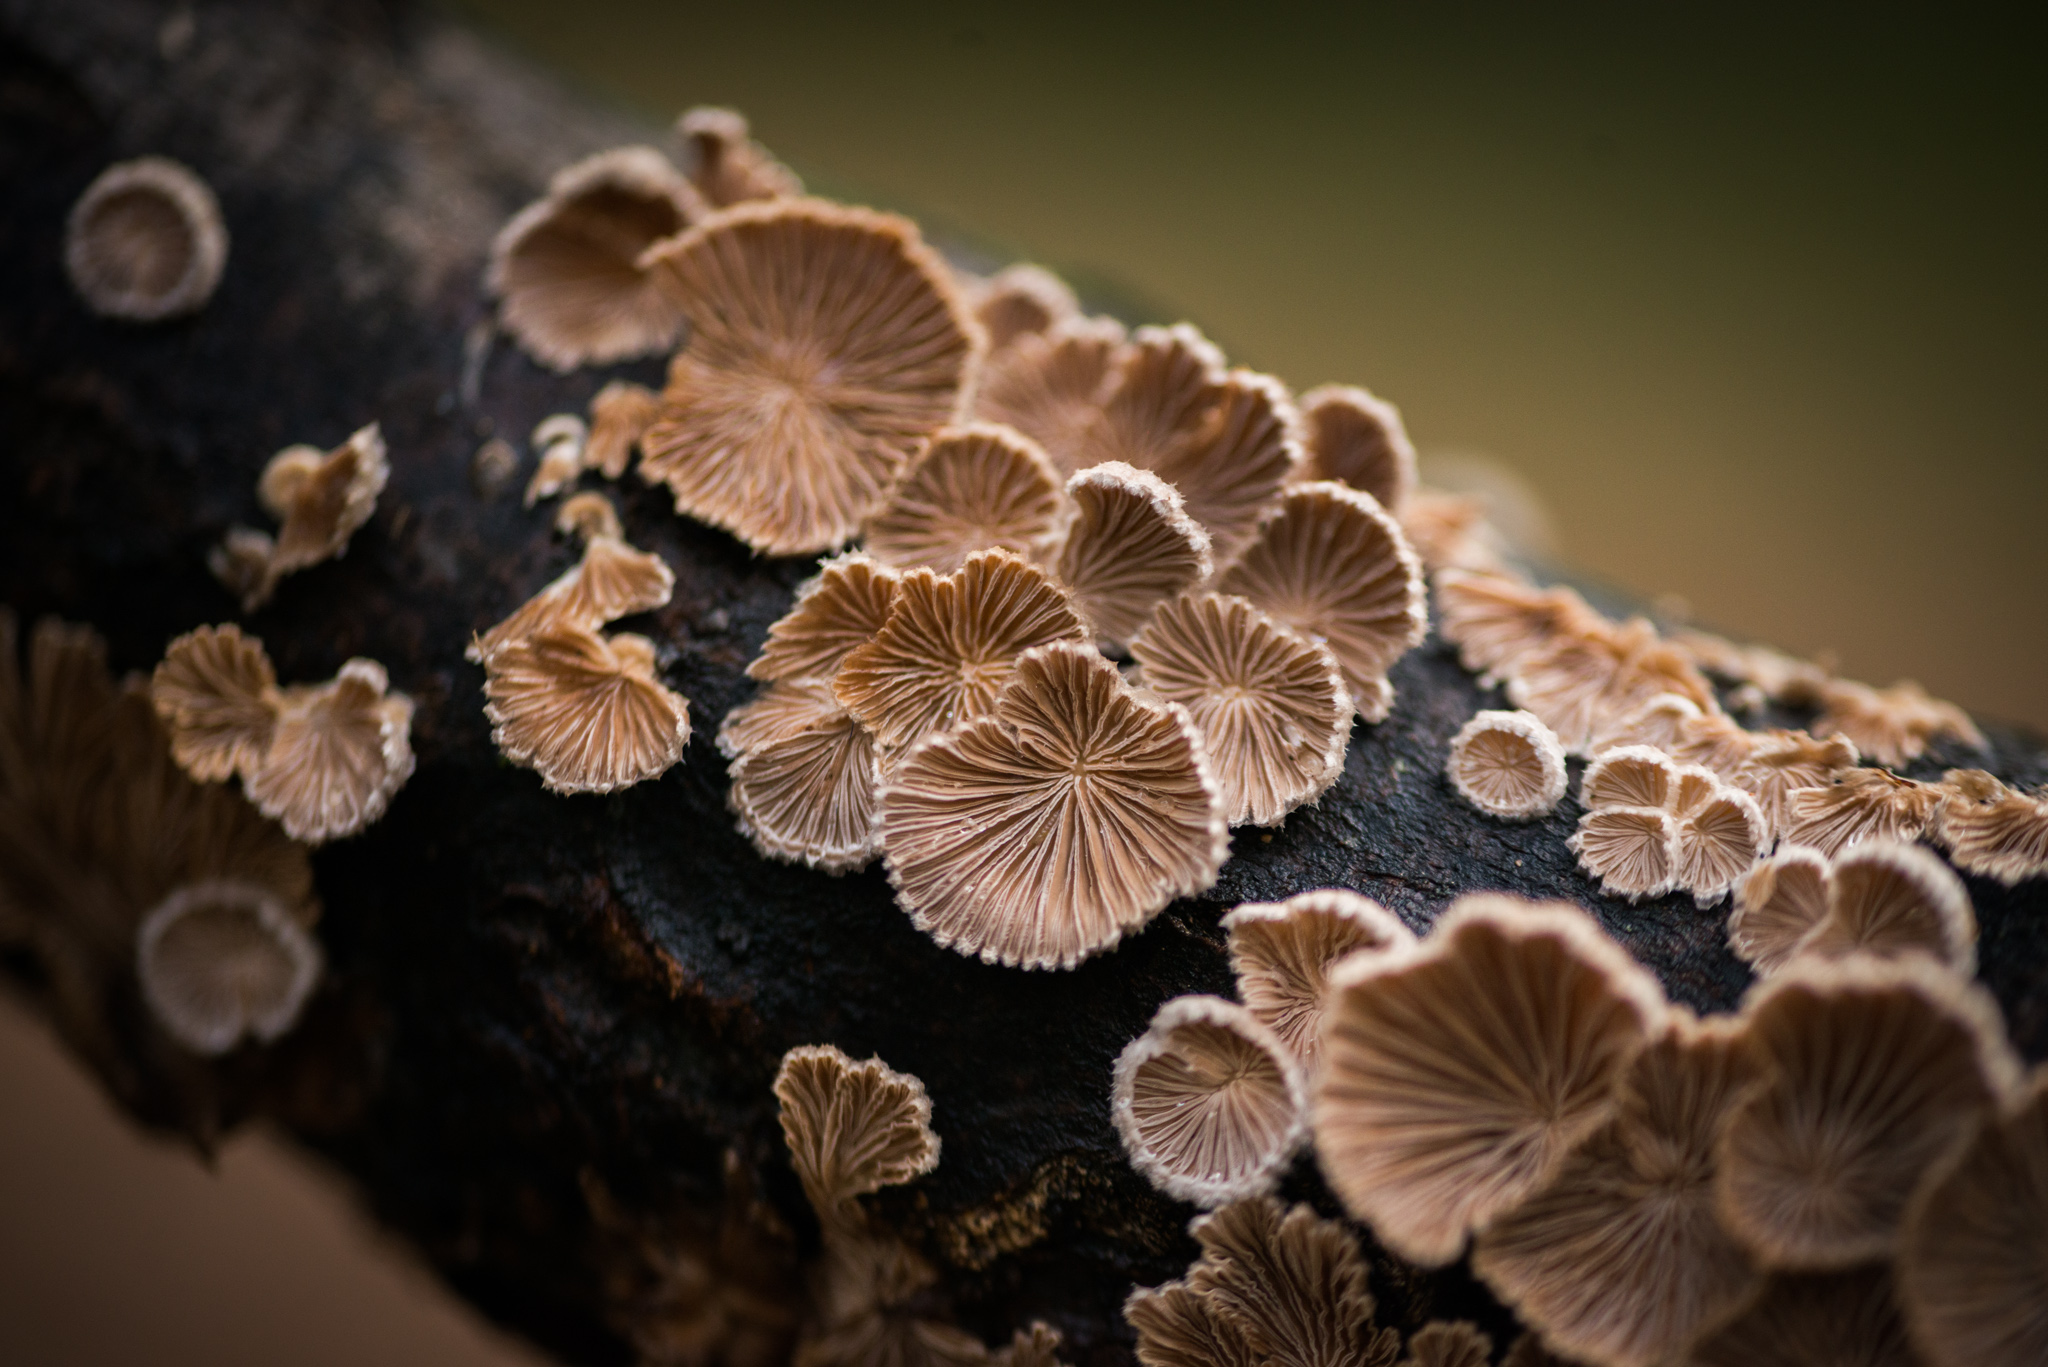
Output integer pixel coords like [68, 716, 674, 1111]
[1222, 890, 1416, 1069]
[862, 423, 1067, 574]
[64, 156, 228, 321]
[967, 262, 1079, 351]
[524, 412, 589, 506]
[584, 379, 663, 480]
[483, 623, 690, 794]
[676, 106, 802, 207]
[1933, 768, 2048, 885]
[136, 878, 322, 1055]
[1051, 462, 1212, 649]
[1445, 709, 1569, 821]
[1295, 384, 1417, 513]
[1782, 766, 1945, 857]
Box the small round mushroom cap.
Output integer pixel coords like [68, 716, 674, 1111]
[772, 1044, 937, 1232]
[879, 640, 1227, 970]
[1933, 768, 2048, 885]
[727, 687, 886, 874]
[1051, 462, 1212, 648]
[1130, 593, 1351, 827]
[1581, 745, 1677, 812]
[246, 659, 416, 844]
[1732, 729, 1860, 837]
[64, 156, 228, 321]
[1445, 709, 1568, 821]
[489, 146, 701, 372]
[972, 316, 1127, 474]
[862, 422, 1067, 574]
[676, 106, 803, 207]
[468, 497, 676, 663]
[219, 423, 390, 611]
[1568, 805, 1680, 903]
[1433, 569, 1606, 680]
[1673, 784, 1768, 909]
[1814, 676, 1983, 769]
[584, 379, 662, 480]
[1716, 953, 2021, 1270]
[1182, 1197, 1397, 1367]
[639, 199, 981, 556]
[1215, 482, 1427, 724]
[483, 622, 690, 794]
[150, 623, 279, 782]
[1222, 890, 1415, 1068]
[1295, 384, 1417, 513]
[1398, 1322, 1492, 1367]
[1792, 840, 1977, 975]
[834, 549, 1086, 751]
[1314, 894, 1667, 1266]
[136, 879, 322, 1055]
[1471, 1014, 1764, 1367]
[967, 263, 1079, 351]
[1113, 996, 1309, 1207]
[1782, 766, 1944, 857]
[1688, 1267, 1919, 1367]
[1729, 846, 1834, 973]
[748, 551, 901, 684]
[1897, 1069, 2048, 1367]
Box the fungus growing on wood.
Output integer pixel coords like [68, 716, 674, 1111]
[211, 423, 389, 611]
[1581, 745, 1677, 812]
[585, 379, 662, 480]
[724, 683, 885, 874]
[147, 621, 276, 782]
[1671, 784, 1768, 909]
[1687, 1267, 1918, 1367]
[1315, 895, 1666, 1265]
[1129, 592, 1350, 827]
[1112, 995, 1309, 1206]
[135, 878, 322, 1055]
[1782, 767, 1944, 857]
[967, 263, 1078, 351]
[1793, 840, 1977, 975]
[747, 552, 901, 685]
[1215, 482, 1427, 723]
[524, 412, 589, 506]
[489, 146, 702, 372]
[1445, 709, 1568, 821]
[1142, 367, 1304, 566]
[1399, 490, 1500, 573]
[64, 156, 228, 321]
[1051, 462, 1211, 648]
[676, 106, 802, 207]
[1506, 617, 1716, 756]
[972, 316, 1127, 474]
[834, 549, 1086, 751]
[1295, 384, 1416, 512]
[469, 492, 675, 663]
[1729, 846, 1833, 973]
[1432, 570, 1605, 681]
[483, 622, 690, 794]
[1471, 1013, 1763, 1367]
[1670, 627, 1833, 709]
[773, 1044, 939, 1233]
[1813, 677, 1983, 769]
[1897, 1069, 2048, 1367]
[1663, 709, 1758, 782]
[879, 640, 1226, 970]
[1222, 890, 1415, 1069]
[1731, 729, 1860, 837]
[639, 198, 981, 556]
[862, 423, 1066, 574]
[1933, 768, 2048, 885]
[1715, 954, 2021, 1269]
[1568, 806, 1679, 903]
[1397, 1322, 1491, 1367]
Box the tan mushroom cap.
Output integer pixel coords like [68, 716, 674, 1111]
[727, 688, 885, 875]
[1446, 709, 1569, 821]
[469, 493, 676, 663]
[1569, 805, 1679, 902]
[1216, 482, 1427, 724]
[1667, 711, 1758, 783]
[1934, 768, 2048, 885]
[1433, 570, 1606, 680]
[1399, 1322, 1492, 1367]
[748, 551, 901, 685]
[585, 379, 662, 480]
[968, 263, 1079, 351]
[1130, 592, 1351, 827]
[1400, 489, 1501, 574]
[1295, 384, 1417, 513]
[1124, 1280, 1262, 1367]
[1597, 691, 1707, 754]
[972, 316, 1127, 475]
[1052, 462, 1212, 648]
[1897, 1069, 2048, 1367]
[1507, 617, 1718, 756]
[862, 422, 1067, 574]
[676, 106, 803, 207]
[1782, 766, 1944, 857]
[1731, 729, 1859, 837]
[990, 1322, 1069, 1367]
[1472, 1013, 1764, 1367]
[64, 156, 228, 321]
[135, 878, 323, 1055]
[639, 198, 981, 556]
[1688, 1267, 1919, 1367]
[1716, 953, 2022, 1270]
[524, 412, 589, 506]
[834, 549, 1086, 751]
[1581, 746, 1677, 812]
[1792, 840, 1977, 975]
[1814, 676, 1984, 769]
[1729, 846, 1833, 973]
[247, 659, 416, 843]
[718, 677, 840, 759]
[483, 622, 690, 794]
[879, 641, 1227, 970]
[773, 1044, 938, 1232]
[1143, 367, 1305, 566]
[1113, 996, 1309, 1207]
[150, 623, 278, 782]
[1222, 890, 1416, 1068]
[1074, 322, 1227, 470]
[1315, 895, 1667, 1266]
[1673, 785, 1768, 909]
[213, 423, 389, 612]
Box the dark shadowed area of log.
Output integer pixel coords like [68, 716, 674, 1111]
[3, 2, 2045, 1364]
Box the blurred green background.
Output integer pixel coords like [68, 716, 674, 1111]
[453, 0, 2047, 729]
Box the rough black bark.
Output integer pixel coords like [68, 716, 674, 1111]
[2, 3, 2044, 1364]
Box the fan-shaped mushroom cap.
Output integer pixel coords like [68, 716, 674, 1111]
[524, 412, 589, 506]
[1222, 890, 1415, 1068]
[863, 423, 1066, 574]
[1446, 710, 1568, 821]
[639, 199, 981, 556]
[1399, 1322, 1492, 1367]
[834, 549, 1086, 751]
[1472, 1013, 1764, 1367]
[150, 623, 278, 782]
[1113, 996, 1309, 1206]
[1793, 840, 1976, 974]
[726, 685, 885, 875]
[1782, 767, 1943, 857]
[1688, 1267, 1918, 1367]
[489, 146, 702, 372]
[1295, 384, 1417, 513]
[1597, 692, 1706, 754]
[1215, 482, 1427, 723]
[468, 494, 676, 663]
[1716, 954, 2021, 1269]
[1433, 570, 1606, 680]
[136, 878, 322, 1055]
[748, 552, 901, 685]
[967, 263, 1079, 351]
[1569, 806, 1680, 902]
[719, 678, 838, 759]
[1076, 322, 1228, 468]
[773, 1044, 938, 1232]
[1673, 785, 1768, 909]
[879, 641, 1227, 970]
[972, 316, 1127, 474]
[1144, 368, 1305, 566]
[1732, 730, 1859, 837]
[246, 659, 415, 843]
[1729, 846, 1833, 973]
[1581, 746, 1677, 812]
[1315, 895, 1667, 1265]
[1130, 592, 1350, 827]
[1124, 1281, 1261, 1367]
[1897, 1069, 2048, 1367]
[1508, 618, 1718, 756]
[1400, 489, 1502, 574]
[483, 622, 690, 794]
[585, 378, 662, 480]
[1667, 711, 1758, 783]
[1933, 769, 2048, 885]
[64, 156, 228, 321]
[990, 1321, 1069, 1367]
[676, 106, 802, 207]
[1814, 677, 1983, 769]
[214, 423, 389, 611]
[1051, 463, 1212, 648]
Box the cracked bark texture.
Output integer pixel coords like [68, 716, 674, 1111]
[2, 2, 2044, 1363]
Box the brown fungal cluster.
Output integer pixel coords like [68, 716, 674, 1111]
[64, 156, 229, 322]
[1568, 746, 1767, 906]
[209, 423, 389, 612]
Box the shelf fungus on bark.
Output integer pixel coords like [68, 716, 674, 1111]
[1129, 592, 1350, 827]
[972, 316, 1128, 476]
[1728, 728, 1860, 838]
[1505, 616, 1717, 757]
[1933, 768, 2048, 885]
[862, 423, 1067, 575]
[1687, 1267, 1919, 1367]
[469, 491, 676, 664]
[676, 106, 802, 208]
[878, 641, 1227, 970]
[1573, 746, 1765, 906]
[1222, 890, 1416, 1070]
[63, 156, 228, 322]
[483, 623, 690, 795]
[1581, 745, 1677, 812]
[965, 263, 1079, 352]
[748, 552, 901, 685]
[1445, 709, 1568, 821]
[1715, 954, 2022, 1270]
[1728, 846, 1834, 974]
[523, 412, 588, 507]
[1568, 806, 1679, 902]
[1396, 1322, 1492, 1367]
[721, 680, 885, 874]
[1432, 570, 1606, 682]
[1812, 676, 1984, 769]
[1781, 766, 1945, 857]
[136, 878, 323, 1056]
[1789, 840, 1978, 975]
[1669, 780, 1768, 910]
[1314, 895, 1667, 1266]
[1050, 462, 1211, 649]
[1294, 384, 1416, 514]
[209, 422, 389, 612]
[638, 198, 982, 556]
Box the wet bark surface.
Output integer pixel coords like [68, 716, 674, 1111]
[3, 2, 2045, 1363]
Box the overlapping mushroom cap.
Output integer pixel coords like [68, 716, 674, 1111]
[1783, 766, 1945, 856]
[1446, 709, 1568, 821]
[773, 1043, 940, 1233]
[1222, 890, 1415, 1069]
[972, 316, 1128, 473]
[1730, 729, 1860, 837]
[723, 680, 885, 874]
[862, 423, 1066, 574]
[1813, 676, 1984, 769]
[676, 106, 802, 208]
[210, 423, 389, 612]
[1790, 840, 1978, 974]
[469, 492, 677, 663]
[1570, 747, 1766, 906]
[966, 263, 1079, 352]
[484, 624, 690, 795]
[1295, 384, 1416, 513]
[1052, 462, 1212, 648]
[1933, 768, 2048, 885]
[1687, 1267, 1919, 1367]
[64, 156, 228, 321]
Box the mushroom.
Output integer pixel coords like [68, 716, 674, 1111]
[833, 548, 1086, 751]
[991, 1323, 1070, 1367]
[1314, 894, 1667, 1265]
[879, 640, 1227, 970]
[1050, 462, 1212, 648]
[1781, 766, 1944, 857]
[862, 423, 1067, 574]
[675, 106, 802, 207]
[1669, 627, 1833, 709]
[135, 877, 323, 1055]
[1715, 953, 2021, 1269]
[1129, 592, 1351, 827]
[1214, 482, 1428, 723]
[585, 379, 663, 480]
[724, 681, 886, 874]
[1687, 1267, 1919, 1367]
[1596, 692, 1708, 754]
[1932, 768, 2048, 885]
[1221, 890, 1416, 1069]
[63, 156, 228, 321]
[1670, 783, 1769, 910]
[1728, 846, 1834, 973]
[1662, 709, 1758, 782]
[147, 621, 276, 782]
[469, 491, 675, 663]
[1506, 616, 1717, 756]
[1400, 489, 1501, 574]
[748, 551, 902, 685]
[1294, 384, 1416, 513]
[1398, 1322, 1492, 1367]
[1896, 1068, 2048, 1367]
[972, 316, 1128, 474]
[1433, 569, 1606, 681]
[772, 1043, 939, 1234]
[1789, 839, 1977, 974]
[524, 412, 589, 506]
[1112, 995, 1309, 1207]
[1471, 1012, 1764, 1367]
[1568, 806, 1680, 902]
[1813, 677, 1983, 769]
[1138, 367, 1304, 567]
[638, 198, 982, 556]
[966, 263, 1079, 352]
[1445, 709, 1569, 821]
[1124, 1281, 1261, 1367]
[482, 622, 690, 794]
[1581, 745, 1677, 811]
[210, 422, 389, 612]
[1730, 729, 1860, 837]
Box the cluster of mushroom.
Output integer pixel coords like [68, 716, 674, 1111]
[208, 423, 390, 612]
[1568, 746, 1767, 906]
